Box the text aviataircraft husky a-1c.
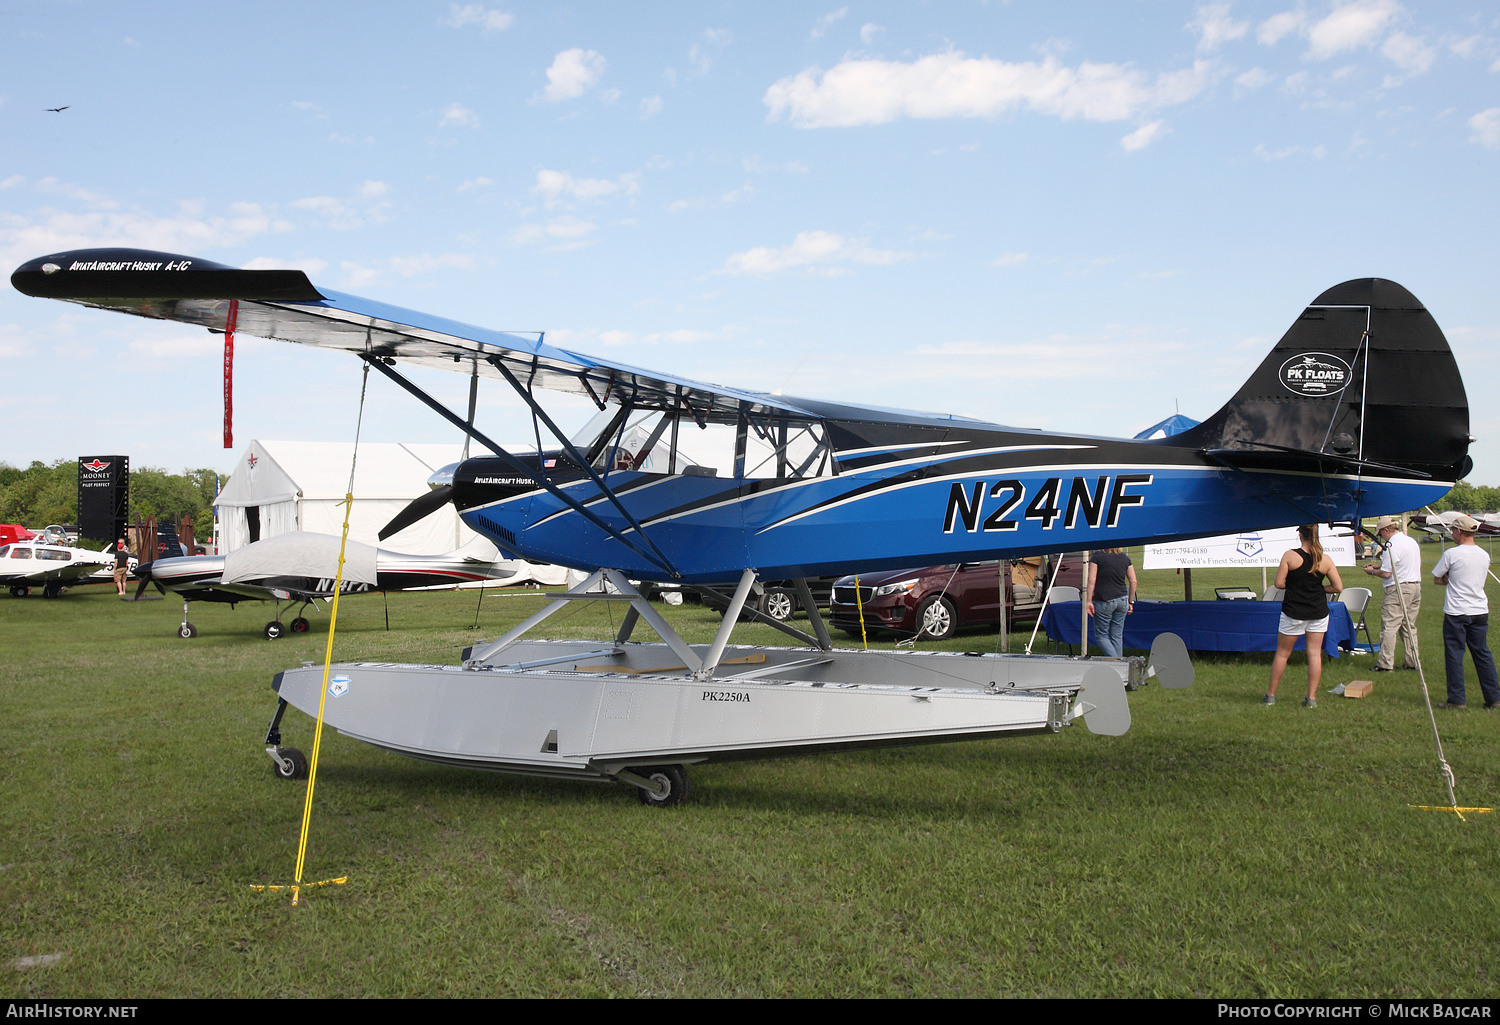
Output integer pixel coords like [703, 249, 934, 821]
[12, 249, 1471, 804]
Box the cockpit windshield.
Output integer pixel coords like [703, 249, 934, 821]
[567, 401, 833, 480]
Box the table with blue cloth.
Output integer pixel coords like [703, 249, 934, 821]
[1040, 600, 1355, 657]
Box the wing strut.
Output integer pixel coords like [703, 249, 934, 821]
[360, 355, 679, 578]
[486, 355, 680, 579]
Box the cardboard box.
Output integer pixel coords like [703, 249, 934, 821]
[1344, 680, 1373, 699]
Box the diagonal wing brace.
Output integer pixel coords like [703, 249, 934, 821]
[486, 355, 679, 579]
[360, 354, 678, 577]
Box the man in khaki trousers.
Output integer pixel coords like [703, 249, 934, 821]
[1364, 516, 1421, 671]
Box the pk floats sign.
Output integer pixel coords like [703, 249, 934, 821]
[1144, 524, 1356, 570]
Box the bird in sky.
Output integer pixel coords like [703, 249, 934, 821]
[45, 106, 70, 113]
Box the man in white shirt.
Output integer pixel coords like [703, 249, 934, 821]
[1432, 514, 1500, 709]
[1364, 516, 1421, 671]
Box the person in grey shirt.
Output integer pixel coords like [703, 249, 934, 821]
[1364, 516, 1421, 671]
[1432, 514, 1499, 709]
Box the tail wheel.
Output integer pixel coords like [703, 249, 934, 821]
[264, 621, 285, 640]
[916, 596, 957, 641]
[290, 617, 310, 634]
[633, 765, 690, 807]
[179, 623, 197, 639]
[271, 747, 309, 780]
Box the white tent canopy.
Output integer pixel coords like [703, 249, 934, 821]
[215, 440, 474, 554]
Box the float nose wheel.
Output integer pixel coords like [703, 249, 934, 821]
[268, 746, 308, 780]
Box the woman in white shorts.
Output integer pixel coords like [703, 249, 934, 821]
[1265, 524, 1343, 708]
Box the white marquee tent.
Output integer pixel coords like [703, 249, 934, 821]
[215, 440, 473, 555]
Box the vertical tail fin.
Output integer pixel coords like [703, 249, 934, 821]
[1174, 278, 1470, 483]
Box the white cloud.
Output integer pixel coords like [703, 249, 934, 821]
[810, 8, 848, 41]
[242, 256, 329, 275]
[599, 87, 620, 105]
[387, 253, 476, 276]
[540, 49, 606, 103]
[531, 169, 640, 209]
[1306, 0, 1401, 60]
[0, 182, 291, 271]
[1188, 3, 1249, 52]
[742, 156, 811, 174]
[720, 183, 758, 204]
[688, 29, 731, 75]
[988, 252, 1028, 267]
[1470, 108, 1500, 149]
[439, 103, 479, 128]
[721, 230, 913, 275]
[291, 181, 392, 230]
[1234, 67, 1276, 91]
[640, 95, 663, 118]
[1381, 31, 1435, 75]
[764, 52, 1214, 128]
[1253, 142, 1325, 160]
[443, 4, 513, 33]
[1121, 120, 1170, 151]
[1257, 11, 1306, 46]
[457, 177, 493, 193]
[860, 23, 884, 46]
[512, 216, 598, 250]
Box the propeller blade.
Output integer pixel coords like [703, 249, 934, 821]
[133, 567, 153, 599]
[379, 484, 454, 541]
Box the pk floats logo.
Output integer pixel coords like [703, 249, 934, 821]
[1236, 533, 1265, 559]
[1279, 352, 1351, 396]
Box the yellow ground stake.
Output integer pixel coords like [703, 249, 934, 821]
[256, 365, 370, 905]
[1408, 806, 1493, 822]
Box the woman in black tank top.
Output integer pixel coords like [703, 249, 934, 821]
[1265, 525, 1344, 708]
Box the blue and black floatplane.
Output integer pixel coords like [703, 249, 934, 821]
[12, 250, 1469, 804]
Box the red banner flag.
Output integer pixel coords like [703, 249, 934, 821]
[223, 299, 238, 449]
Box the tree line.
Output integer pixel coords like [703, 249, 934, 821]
[0, 460, 225, 530]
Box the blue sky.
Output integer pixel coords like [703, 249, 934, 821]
[3, 1, 1497, 484]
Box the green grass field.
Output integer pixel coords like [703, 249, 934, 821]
[3, 545, 1498, 997]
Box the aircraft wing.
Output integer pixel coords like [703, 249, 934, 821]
[11, 248, 815, 420]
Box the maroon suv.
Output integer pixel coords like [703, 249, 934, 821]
[829, 557, 1085, 641]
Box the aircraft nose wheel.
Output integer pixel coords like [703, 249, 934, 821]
[269, 746, 309, 780]
[289, 617, 310, 634]
[9, 585, 28, 598]
[179, 623, 197, 639]
[265, 621, 286, 640]
[632, 764, 690, 807]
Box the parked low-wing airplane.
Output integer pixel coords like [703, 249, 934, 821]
[12, 249, 1470, 804]
[0, 538, 115, 597]
[133, 530, 517, 638]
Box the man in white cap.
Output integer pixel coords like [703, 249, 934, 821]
[1431, 513, 1500, 709]
[1363, 516, 1421, 671]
